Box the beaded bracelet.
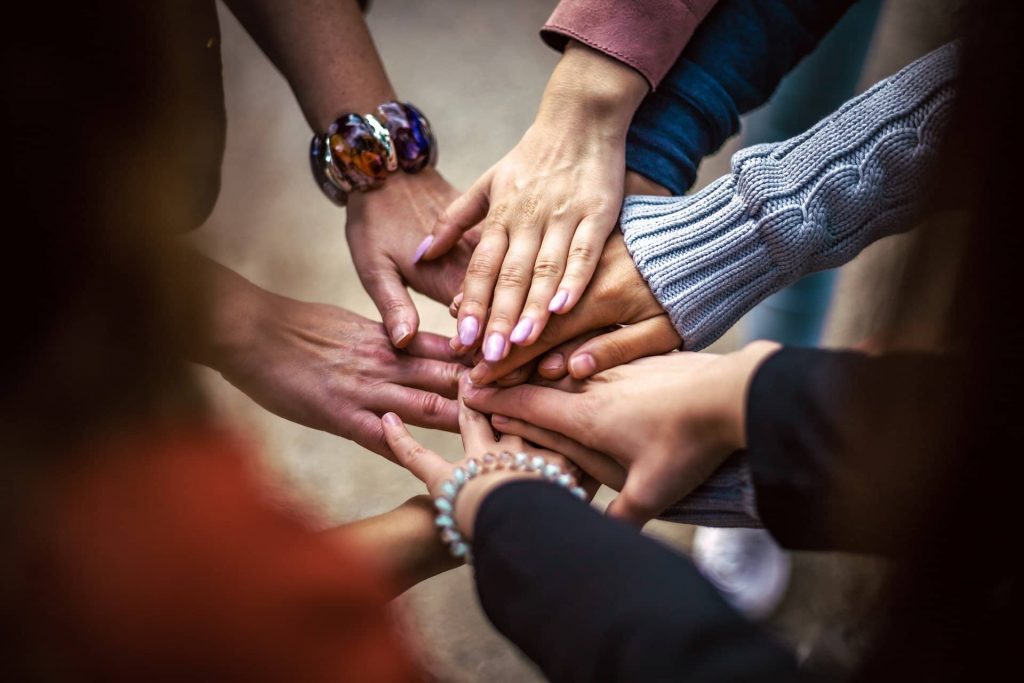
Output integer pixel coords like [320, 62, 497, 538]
[309, 101, 437, 206]
[434, 451, 587, 564]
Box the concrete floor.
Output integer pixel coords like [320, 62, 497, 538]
[193, 0, 951, 679]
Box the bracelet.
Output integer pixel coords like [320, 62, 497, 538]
[309, 101, 437, 206]
[433, 451, 586, 564]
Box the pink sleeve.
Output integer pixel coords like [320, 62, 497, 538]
[540, 0, 719, 89]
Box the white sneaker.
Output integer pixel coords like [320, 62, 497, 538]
[691, 527, 791, 620]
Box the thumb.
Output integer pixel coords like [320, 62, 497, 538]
[358, 259, 420, 347]
[382, 413, 449, 492]
[567, 316, 681, 379]
[421, 170, 492, 260]
[606, 465, 665, 527]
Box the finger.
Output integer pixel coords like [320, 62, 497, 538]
[457, 219, 508, 349]
[356, 260, 419, 348]
[491, 414, 626, 489]
[448, 291, 464, 319]
[381, 412, 449, 486]
[396, 357, 463, 399]
[463, 382, 587, 442]
[549, 215, 614, 315]
[370, 385, 459, 433]
[346, 409, 394, 461]
[421, 171, 492, 261]
[458, 377, 500, 454]
[536, 327, 617, 380]
[405, 330, 465, 362]
[493, 359, 538, 387]
[482, 234, 542, 362]
[469, 300, 611, 385]
[566, 316, 681, 379]
[511, 224, 573, 346]
[606, 465, 665, 526]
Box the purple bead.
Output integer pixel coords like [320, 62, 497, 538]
[309, 135, 348, 205]
[377, 101, 437, 173]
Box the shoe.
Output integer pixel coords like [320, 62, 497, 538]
[691, 527, 791, 620]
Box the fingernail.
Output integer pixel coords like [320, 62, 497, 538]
[548, 289, 570, 313]
[412, 235, 434, 264]
[491, 414, 509, 425]
[540, 352, 564, 372]
[568, 352, 597, 378]
[391, 323, 413, 346]
[458, 316, 479, 346]
[452, 292, 464, 307]
[382, 412, 401, 426]
[483, 332, 506, 362]
[509, 317, 534, 344]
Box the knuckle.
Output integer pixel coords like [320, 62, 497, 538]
[567, 240, 598, 266]
[466, 257, 499, 281]
[496, 264, 530, 290]
[532, 258, 563, 280]
[419, 392, 448, 419]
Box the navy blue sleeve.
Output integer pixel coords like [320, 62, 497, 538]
[472, 480, 801, 682]
[626, 0, 856, 194]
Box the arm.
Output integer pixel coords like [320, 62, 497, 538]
[379, 390, 801, 683]
[627, 0, 858, 194]
[222, 0, 474, 347]
[329, 496, 460, 598]
[746, 348, 963, 554]
[623, 42, 959, 350]
[473, 481, 800, 682]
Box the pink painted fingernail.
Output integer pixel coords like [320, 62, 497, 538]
[412, 235, 434, 264]
[483, 332, 506, 362]
[510, 317, 534, 344]
[568, 352, 597, 378]
[458, 316, 479, 346]
[548, 289, 570, 313]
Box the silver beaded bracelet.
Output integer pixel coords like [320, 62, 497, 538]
[434, 451, 587, 564]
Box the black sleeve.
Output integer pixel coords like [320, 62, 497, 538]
[747, 347, 963, 554]
[472, 480, 801, 683]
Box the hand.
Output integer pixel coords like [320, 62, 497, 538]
[380, 377, 595, 539]
[419, 42, 649, 362]
[465, 343, 782, 525]
[460, 232, 682, 385]
[198, 259, 467, 458]
[346, 169, 480, 347]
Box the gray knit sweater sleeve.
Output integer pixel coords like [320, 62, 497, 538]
[620, 42, 959, 350]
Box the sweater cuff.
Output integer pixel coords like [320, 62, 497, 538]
[658, 451, 760, 527]
[620, 183, 786, 350]
[540, 0, 713, 89]
[625, 59, 739, 195]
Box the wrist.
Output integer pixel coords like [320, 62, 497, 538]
[199, 261, 276, 371]
[624, 170, 672, 197]
[536, 40, 649, 134]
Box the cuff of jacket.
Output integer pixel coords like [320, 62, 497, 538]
[620, 181, 794, 351]
[625, 59, 739, 195]
[540, 0, 711, 89]
[658, 451, 760, 527]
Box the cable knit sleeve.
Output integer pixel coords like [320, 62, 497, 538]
[621, 42, 959, 350]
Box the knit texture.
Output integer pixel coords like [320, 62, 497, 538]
[660, 451, 760, 527]
[622, 42, 959, 350]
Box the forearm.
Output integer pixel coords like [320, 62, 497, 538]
[330, 496, 461, 598]
[747, 348, 963, 554]
[223, 0, 394, 131]
[622, 42, 959, 350]
[626, 0, 856, 194]
[472, 481, 799, 681]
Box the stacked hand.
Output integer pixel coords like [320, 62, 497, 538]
[198, 258, 468, 459]
[419, 42, 649, 363]
[464, 343, 781, 525]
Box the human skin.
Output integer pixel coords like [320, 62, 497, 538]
[193, 256, 469, 459]
[463, 342, 782, 525]
[420, 41, 650, 362]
